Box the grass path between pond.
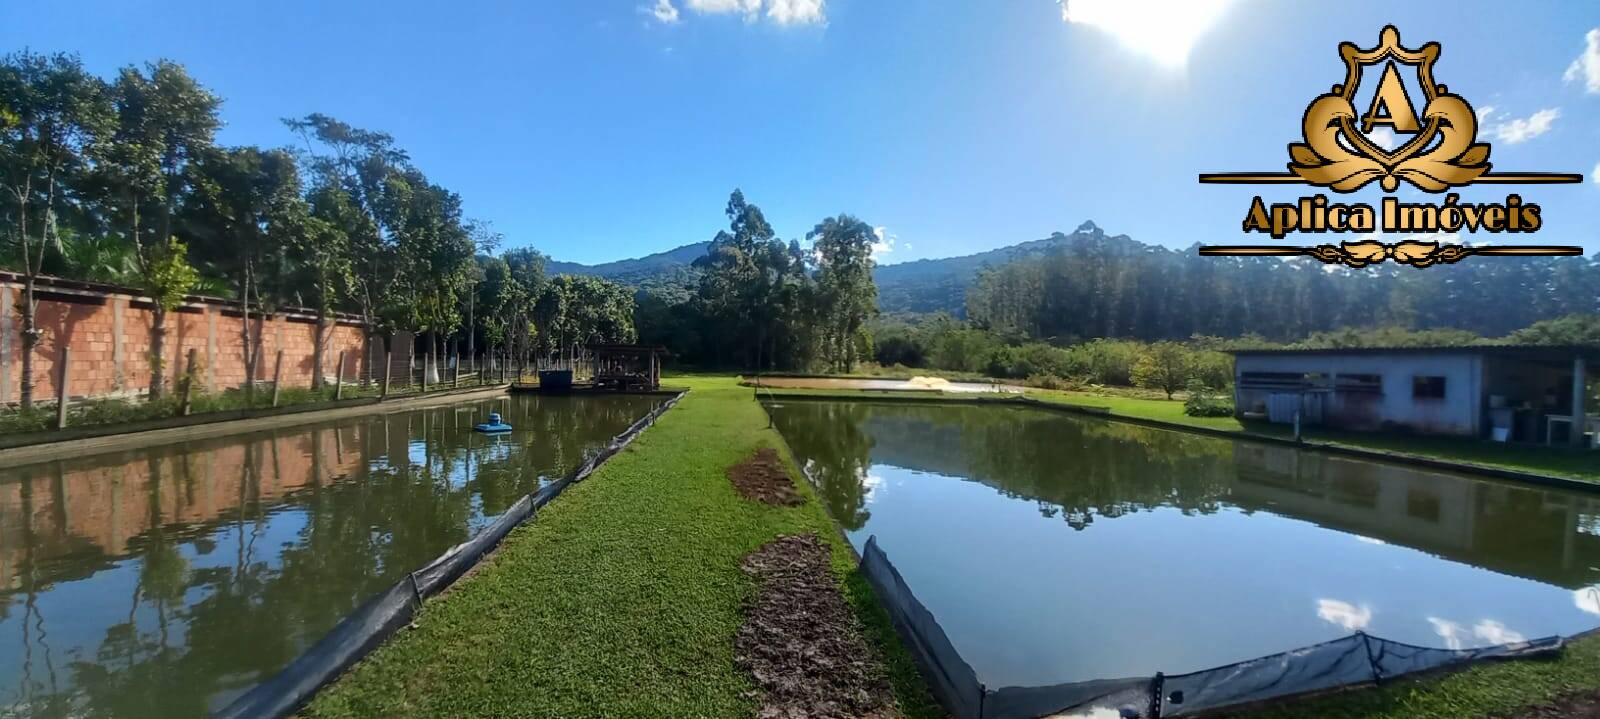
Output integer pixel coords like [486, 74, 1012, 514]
[304, 375, 939, 719]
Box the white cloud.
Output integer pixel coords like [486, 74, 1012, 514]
[1363, 126, 1397, 151]
[767, 0, 825, 25]
[1472, 620, 1525, 646]
[1482, 107, 1561, 144]
[647, 0, 680, 24]
[871, 226, 896, 258]
[1577, 585, 1600, 615]
[1058, 0, 1234, 69]
[1428, 616, 1528, 649]
[1316, 599, 1372, 631]
[1592, 161, 1600, 186]
[686, 0, 762, 22]
[1566, 28, 1600, 93]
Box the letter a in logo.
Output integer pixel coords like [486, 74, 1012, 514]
[1361, 62, 1420, 133]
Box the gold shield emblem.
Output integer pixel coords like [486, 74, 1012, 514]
[1288, 26, 1489, 193]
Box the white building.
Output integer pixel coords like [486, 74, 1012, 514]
[1230, 346, 1596, 446]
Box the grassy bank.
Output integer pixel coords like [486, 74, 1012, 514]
[306, 375, 937, 718]
[752, 382, 1600, 481]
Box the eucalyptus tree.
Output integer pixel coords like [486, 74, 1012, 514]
[462, 220, 502, 369]
[390, 167, 475, 374]
[503, 247, 547, 365]
[294, 186, 354, 389]
[283, 113, 407, 376]
[103, 60, 219, 398]
[0, 51, 113, 408]
[809, 215, 878, 372]
[183, 146, 304, 396]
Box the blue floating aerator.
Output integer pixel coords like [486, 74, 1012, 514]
[474, 411, 513, 433]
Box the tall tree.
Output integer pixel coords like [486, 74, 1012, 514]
[810, 215, 878, 372]
[0, 51, 113, 408]
[104, 60, 220, 398]
[184, 146, 304, 396]
[284, 113, 407, 382]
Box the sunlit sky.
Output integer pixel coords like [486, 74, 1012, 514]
[4, 1, 1599, 262]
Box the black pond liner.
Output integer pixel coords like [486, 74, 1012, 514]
[213, 391, 686, 719]
[859, 536, 1577, 719]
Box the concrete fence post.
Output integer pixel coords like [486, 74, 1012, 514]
[180, 348, 197, 416]
[55, 345, 69, 430]
[453, 350, 461, 388]
[382, 349, 392, 399]
[271, 350, 284, 408]
[335, 350, 347, 401]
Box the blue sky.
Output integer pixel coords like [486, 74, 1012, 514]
[4, 0, 1599, 263]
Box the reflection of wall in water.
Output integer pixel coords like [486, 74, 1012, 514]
[0, 426, 367, 591]
[1231, 443, 1600, 589]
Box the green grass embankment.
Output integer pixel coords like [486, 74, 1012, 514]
[305, 375, 938, 718]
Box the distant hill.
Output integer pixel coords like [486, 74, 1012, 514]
[546, 241, 710, 286]
[545, 221, 1117, 316]
[873, 221, 1113, 316]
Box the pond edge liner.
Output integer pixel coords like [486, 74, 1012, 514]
[211, 389, 688, 719]
[857, 536, 1582, 719]
[758, 391, 1600, 495]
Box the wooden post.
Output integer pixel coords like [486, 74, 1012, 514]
[382, 349, 392, 398]
[335, 350, 346, 401]
[180, 348, 197, 416]
[55, 346, 69, 430]
[270, 350, 284, 407]
[1573, 356, 1588, 447]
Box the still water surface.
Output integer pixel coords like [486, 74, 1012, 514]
[0, 393, 660, 717]
[767, 400, 1600, 688]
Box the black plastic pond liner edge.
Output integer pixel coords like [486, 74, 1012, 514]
[859, 536, 1574, 719]
[212, 390, 686, 719]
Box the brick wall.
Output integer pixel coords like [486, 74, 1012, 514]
[0, 275, 370, 404]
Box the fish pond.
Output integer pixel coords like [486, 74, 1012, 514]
[766, 400, 1600, 689]
[0, 393, 662, 718]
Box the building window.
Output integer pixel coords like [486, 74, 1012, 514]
[1335, 373, 1383, 394]
[1413, 376, 1446, 399]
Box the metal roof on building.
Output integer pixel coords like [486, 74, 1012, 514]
[1228, 344, 1600, 362]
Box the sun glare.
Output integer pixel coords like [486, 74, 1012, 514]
[1060, 0, 1234, 69]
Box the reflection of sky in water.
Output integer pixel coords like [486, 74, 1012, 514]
[841, 462, 1599, 687]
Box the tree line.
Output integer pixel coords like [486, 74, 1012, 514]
[964, 229, 1600, 343]
[636, 189, 880, 373]
[1, 51, 635, 410]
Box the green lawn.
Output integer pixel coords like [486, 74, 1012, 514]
[305, 375, 939, 718]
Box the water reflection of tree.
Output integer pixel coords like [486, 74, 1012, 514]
[770, 402, 1236, 532]
[767, 402, 877, 530]
[0, 394, 658, 718]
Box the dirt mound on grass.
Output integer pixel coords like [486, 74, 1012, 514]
[1500, 690, 1600, 718]
[735, 534, 896, 719]
[729, 448, 804, 506]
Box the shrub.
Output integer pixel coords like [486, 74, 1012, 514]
[1026, 373, 1080, 391]
[1184, 379, 1235, 417]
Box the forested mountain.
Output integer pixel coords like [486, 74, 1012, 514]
[549, 220, 1117, 316]
[964, 230, 1600, 342]
[874, 220, 1110, 315]
[547, 241, 708, 284]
